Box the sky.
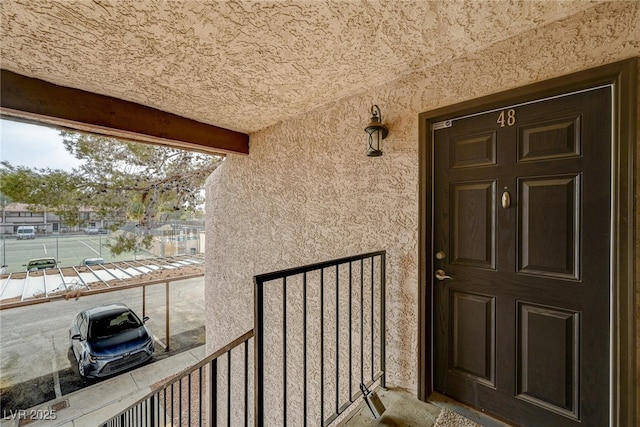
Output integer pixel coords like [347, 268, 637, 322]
[0, 118, 84, 171]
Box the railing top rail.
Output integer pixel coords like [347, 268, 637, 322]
[101, 329, 254, 425]
[253, 250, 386, 284]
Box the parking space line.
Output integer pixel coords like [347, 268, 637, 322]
[43, 243, 48, 254]
[51, 337, 62, 398]
[79, 240, 101, 256]
[153, 333, 167, 351]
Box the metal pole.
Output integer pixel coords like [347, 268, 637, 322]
[142, 285, 146, 318]
[380, 253, 386, 388]
[165, 281, 170, 351]
[56, 235, 59, 262]
[254, 277, 264, 427]
[99, 234, 102, 257]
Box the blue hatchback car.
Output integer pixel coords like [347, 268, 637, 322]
[69, 303, 155, 378]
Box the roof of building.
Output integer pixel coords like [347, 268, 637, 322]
[0, 255, 204, 307]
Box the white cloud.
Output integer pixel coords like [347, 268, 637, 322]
[0, 119, 84, 171]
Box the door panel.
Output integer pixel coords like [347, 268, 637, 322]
[433, 87, 611, 427]
[519, 175, 580, 279]
[450, 132, 497, 169]
[518, 116, 581, 162]
[517, 302, 580, 419]
[451, 181, 496, 268]
[450, 290, 496, 388]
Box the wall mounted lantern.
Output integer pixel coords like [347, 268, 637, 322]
[365, 105, 388, 157]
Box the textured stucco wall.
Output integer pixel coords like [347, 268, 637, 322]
[206, 0, 639, 409]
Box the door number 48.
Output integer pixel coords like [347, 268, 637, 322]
[497, 109, 516, 127]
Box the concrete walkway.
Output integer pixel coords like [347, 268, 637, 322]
[341, 389, 511, 427]
[1, 346, 205, 427]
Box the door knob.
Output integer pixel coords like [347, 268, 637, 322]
[435, 269, 453, 281]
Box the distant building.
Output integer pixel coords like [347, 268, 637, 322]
[0, 203, 106, 235]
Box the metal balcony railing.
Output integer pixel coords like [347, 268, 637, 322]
[254, 251, 386, 426]
[100, 251, 386, 427]
[100, 330, 254, 427]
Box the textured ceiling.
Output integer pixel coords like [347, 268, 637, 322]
[0, 1, 602, 134]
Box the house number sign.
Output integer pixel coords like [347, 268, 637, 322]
[497, 109, 516, 127]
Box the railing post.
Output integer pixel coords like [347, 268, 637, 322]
[165, 280, 170, 351]
[303, 272, 308, 426]
[282, 276, 288, 426]
[320, 268, 325, 425]
[380, 252, 386, 388]
[244, 339, 249, 427]
[254, 278, 264, 427]
[149, 394, 155, 427]
[211, 358, 218, 427]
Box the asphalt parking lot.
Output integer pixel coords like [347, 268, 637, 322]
[0, 276, 205, 414]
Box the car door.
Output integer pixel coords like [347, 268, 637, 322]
[71, 313, 88, 360]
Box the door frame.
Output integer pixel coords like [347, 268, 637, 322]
[418, 58, 638, 426]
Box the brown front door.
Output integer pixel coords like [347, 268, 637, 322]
[433, 86, 611, 426]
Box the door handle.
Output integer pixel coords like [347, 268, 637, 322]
[435, 269, 453, 281]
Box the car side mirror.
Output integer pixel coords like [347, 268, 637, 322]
[71, 334, 82, 341]
[143, 316, 149, 323]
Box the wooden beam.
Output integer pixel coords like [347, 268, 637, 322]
[0, 69, 249, 155]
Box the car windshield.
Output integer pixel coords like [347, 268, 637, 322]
[88, 310, 142, 340]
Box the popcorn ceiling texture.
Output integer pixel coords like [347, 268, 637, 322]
[205, 0, 639, 403]
[0, 0, 603, 134]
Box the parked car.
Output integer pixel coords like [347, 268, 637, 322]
[69, 303, 154, 378]
[81, 257, 105, 266]
[24, 257, 58, 272]
[85, 227, 99, 235]
[16, 225, 36, 239]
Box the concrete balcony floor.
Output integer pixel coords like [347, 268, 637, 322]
[341, 388, 512, 427]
